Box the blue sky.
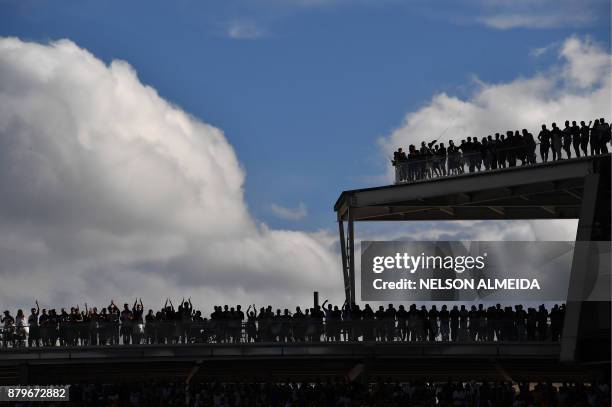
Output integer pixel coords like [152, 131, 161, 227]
[1, 0, 610, 233]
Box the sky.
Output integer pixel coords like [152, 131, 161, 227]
[0, 0, 610, 311]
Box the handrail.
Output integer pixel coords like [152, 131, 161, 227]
[391, 142, 609, 184]
[0, 317, 559, 348]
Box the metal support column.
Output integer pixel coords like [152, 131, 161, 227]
[338, 218, 351, 306]
[561, 161, 611, 362]
[348, 208, 356, 307]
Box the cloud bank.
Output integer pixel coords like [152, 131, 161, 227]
[379, 36, 611, 173]
[374, 35, 610, 259]
[0, 35, 604, 311]
[0, 38, 340, 311]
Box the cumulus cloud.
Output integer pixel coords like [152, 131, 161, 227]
[358, 220, 578, 244]
[0, 37, 341, 311]
[354, 219, 578, 300]
[379, 36, 611, 170]
[561, 36, 612, 88]
[0, 35, 603, 312]
[376, 35, 609, 249]
[270, 202, 308, 221]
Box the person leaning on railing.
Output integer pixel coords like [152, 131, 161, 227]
[0, 301, 568, 347]
[392, 147, 408, 183]
[391, 118, 611, 184]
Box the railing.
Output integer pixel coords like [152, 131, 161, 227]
[392, 142, 609, 184]
[0, 318, 559, 349]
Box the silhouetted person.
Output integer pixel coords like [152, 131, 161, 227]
[374, 306, 385, 341]
[522, 129, 536, 164]
[571, 120, 581, 157]
[515, 305, 526, 341]
[506, 131, 516, 167]
[362, 304, 375, 341]
[438, 143, 447, 176]
[550, 304, 563, 342]
[473, 137, 483, 171]
[538, 125, 551, 162]
[396, 305, 407, 341]
[482, 137, 491, 170]
[580, 120, 591, 156]
[439, 305, 450, 341]
[550, 123, 562, 161]
[487, 135, 497, 170]
[2, 310, 15, 348]
[591, 119, 602, 154]
[591, 119, 602, 155]
[119, 303, 133, 345]
[477, 304, 487, 341]
[447, 140, 460, 175]
[449, 306, 459, 342]
[497, 134, 507, 168]
[468, 305, 478, 341]
[420, 305, 430, 341]
[537, 305, 548, 341]
[392, 148, 407, 182]
[514, 130, 526, 166]
[458, 305, 468, 341]
[562, 120, 572, 159]
[28, 301, 40, 347]
[428, 305, 439, 340]
[384, 304, 396, 341]
[599, 118, 610, 154]
[407, 304, 419, 341]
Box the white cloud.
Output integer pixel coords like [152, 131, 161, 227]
[475, 0, 606, 29]
[270, 202, 308, 221]
[354, 219, 578, 305]
[376, 35, 608, 247]
[0, 35, 603, 312]
[479, 13, 591, 30]
[561, 36, 612, 88]
[226, 21, 267, 40]
[0, 37, 341, 311]
[529, 42, 558, 58]
[379, 36, 611, 173]
[358, 220, 578, 243]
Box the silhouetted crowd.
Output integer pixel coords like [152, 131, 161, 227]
[1, 301, 565, 348]
[392, 118, 611, 183]
[63, 379, 611, 407]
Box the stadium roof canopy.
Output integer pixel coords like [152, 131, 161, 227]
[334, 155, 610, 222]
[333, 155, 610, 365]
